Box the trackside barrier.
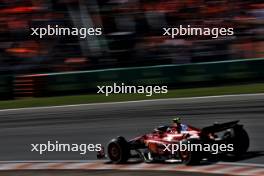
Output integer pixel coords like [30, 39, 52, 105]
[13, 58, 264, 97]
[0, 74, 13, 100]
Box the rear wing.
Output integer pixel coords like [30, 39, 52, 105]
[202, 120, 240, 134]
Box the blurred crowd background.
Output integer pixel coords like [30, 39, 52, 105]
[0, 0, 263, 74]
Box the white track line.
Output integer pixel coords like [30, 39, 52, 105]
[1, 93, 264, 112]
[218, 162, 264, 168]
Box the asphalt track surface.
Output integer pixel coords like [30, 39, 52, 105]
[0, 93, 264, 165]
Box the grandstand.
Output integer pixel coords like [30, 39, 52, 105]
[0, 0, 263, 74]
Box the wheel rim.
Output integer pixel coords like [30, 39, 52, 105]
[180, 150, 190, 161]
[109, 143, 121, 161]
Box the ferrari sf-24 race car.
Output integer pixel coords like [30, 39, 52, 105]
[97, 120, 250, 165]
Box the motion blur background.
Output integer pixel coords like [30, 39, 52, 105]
[0, 0, 263, 99]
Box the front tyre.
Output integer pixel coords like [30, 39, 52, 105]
[107, 136, 130, 163]
[179, 139, 202, 165]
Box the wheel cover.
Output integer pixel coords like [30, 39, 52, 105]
[180, 150, 190, 161]
[109, 143, 121, 161]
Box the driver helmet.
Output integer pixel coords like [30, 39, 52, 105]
[172, 117, 181, 124]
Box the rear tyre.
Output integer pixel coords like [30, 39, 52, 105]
[107, 136, 130, 163]
[224, 125, 249, 157]
[179, 139, 202, 165]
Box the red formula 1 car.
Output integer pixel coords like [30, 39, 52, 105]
[97, 120, 250, 165]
